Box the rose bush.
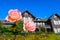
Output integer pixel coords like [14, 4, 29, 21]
[5, 9, 36, 33]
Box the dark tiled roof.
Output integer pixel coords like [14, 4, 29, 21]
[22, 10, 36, 19]
[34, 18, 47, 22]
[48, 13, 60, 19]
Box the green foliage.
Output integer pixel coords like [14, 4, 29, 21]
[16, 20, 23, 31]
[6, 20, 24, 35]
[0, 21, 2, 27]
[2, 27, 9, 32]
[0, 26, 2, 30]
[0, 21, 3, 30]
[0, 26, 3, 33]
[4, 32, 13, 35]
[0, 26, 10, 35]
[40, 27, 45, 32]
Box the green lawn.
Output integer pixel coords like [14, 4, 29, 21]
[0, 34, 60, 40]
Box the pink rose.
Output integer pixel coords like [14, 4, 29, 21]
[5, 16, 17, 22]
[23, 20, 36, 32]
[5, 9, 22, 22]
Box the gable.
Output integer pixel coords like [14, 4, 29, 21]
[50, 14, 60, 28]
[22, 10, 35, 19]
[22, 11, 31, 17]
[22, 10, 36, 21]
[50, 13, 60, 20]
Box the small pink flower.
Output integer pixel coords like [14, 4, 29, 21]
[5, 9, 22, 22]
[23, 20, 36, 32]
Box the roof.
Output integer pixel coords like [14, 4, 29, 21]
[22, 10, 36, 19]
[48, 13, 60, 20]
[34, 18, 47, 22]
[0, 20, 12, 25]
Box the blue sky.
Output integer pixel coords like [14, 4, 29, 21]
[0, 0, 60, 20]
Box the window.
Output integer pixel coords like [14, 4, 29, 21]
[23, 17, 33, 22]
[37, 22, 40, 25]
[54, 28, 60, 33]
[39, 23, 42, 26]
[36, 22, 42, 26]
[58, 28, 60, 33]
[54, 20, 60, 25]
[43, 23, 45, 26]
[23, 17, 28, 22]
[58, 21, 60, 24]
[28, 17, 32, 20]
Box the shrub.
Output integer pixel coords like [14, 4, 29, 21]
[40, 27, 45, 32]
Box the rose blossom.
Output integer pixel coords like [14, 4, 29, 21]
[23, 20, 36, 32]
[5, 9, 22, 22]
[5, 16, 17, 22]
